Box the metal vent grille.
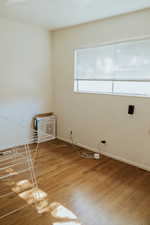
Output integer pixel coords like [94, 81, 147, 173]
[35, 115, 56, 143]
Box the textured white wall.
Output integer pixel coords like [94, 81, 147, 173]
[52, 9, 150, 171]
[0, 18, 52, 150]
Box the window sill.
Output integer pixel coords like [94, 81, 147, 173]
[73, 91, 150, 98]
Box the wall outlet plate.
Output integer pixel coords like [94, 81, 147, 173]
[94, 153, 100, 159]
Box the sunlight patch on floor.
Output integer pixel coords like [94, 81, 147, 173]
[5, 168, 17, 176]
[2, 170, 82, 224]
[12, 180, 33, 193]
[19, 188, 48, 204]
[50, 202, 77, 219]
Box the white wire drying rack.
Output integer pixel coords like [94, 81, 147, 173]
[0, 116, 54, 219]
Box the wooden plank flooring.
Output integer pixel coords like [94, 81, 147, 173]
[1, 139, 150, 225]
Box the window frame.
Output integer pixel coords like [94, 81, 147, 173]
[74, 36, 150, 98]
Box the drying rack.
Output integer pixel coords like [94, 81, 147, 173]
[0, 116, 54, 219]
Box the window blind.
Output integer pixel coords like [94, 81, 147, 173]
[74, 38, 150, 96]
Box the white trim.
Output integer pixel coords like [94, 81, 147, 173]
[57, 136, 71, 143]
[75, 78, 150, 82]
[74, 35, 150, 51]
[57, 136, 99, 152]
[73, 90, 150, 98]
[74, 37, 150, 98]
[101, 151, 150, 172]
[57, 136, 150, 172]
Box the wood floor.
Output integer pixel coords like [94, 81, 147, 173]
[1, 139, 150, 225]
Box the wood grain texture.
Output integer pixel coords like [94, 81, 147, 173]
[0, 139, 150, 225]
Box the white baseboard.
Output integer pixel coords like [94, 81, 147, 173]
[101, 151, 150, 172]
[0, 140, 34, 151]
[57, 136, 150, 172]
[57, 136, 71, 144]
[57, 136, 99, 152]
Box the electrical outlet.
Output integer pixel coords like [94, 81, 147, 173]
[94, 153, 100, 159]
[97, 139, 107, 153]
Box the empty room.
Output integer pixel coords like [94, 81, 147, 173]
[0, 1, 150, 225]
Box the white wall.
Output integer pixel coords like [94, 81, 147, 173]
[52, 9, 150, 171]
[0, 18, 52, 149]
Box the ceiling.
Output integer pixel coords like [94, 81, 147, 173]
[0, 0, 150, 30]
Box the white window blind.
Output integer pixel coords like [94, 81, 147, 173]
[74, 38, 150, 96]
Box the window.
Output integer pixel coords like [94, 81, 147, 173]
[74, 38, 150, 97]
